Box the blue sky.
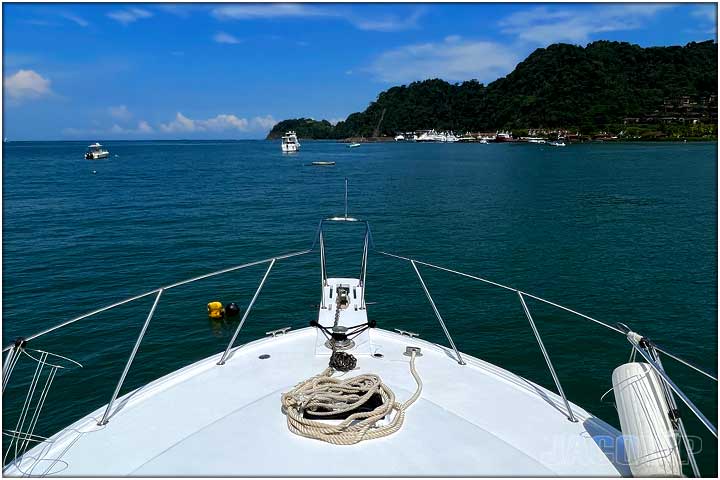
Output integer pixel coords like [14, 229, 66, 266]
[3, 2, 717, 140]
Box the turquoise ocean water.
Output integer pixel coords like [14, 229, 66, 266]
[2, 140, 717, 473]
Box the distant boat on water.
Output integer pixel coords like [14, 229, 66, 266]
[281, 131, 300, 153]
[548, 140, 566, 147]
[85, 143, 109, 159]
[348, 143, 361, 148]
[311, 161, 335, 166]
[415, 130, 459, 143]
[494, 131, 513, 142]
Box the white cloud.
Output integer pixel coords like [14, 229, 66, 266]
[64, 120, 153, 136]
[211, 3, 424, 32]
[200, 114, 249, 131]
[160, 112, 196, 132]
[137, 120, 153, 133]
[156, 4, 195, 18]
[4, 69, 52, 100]
[159, 112, 277, 133]
[350, 8, 425, 32]
[211, 4, 328, 20]
[108, 105, 132, 120]
[251, 115, 277, 130]
[65, 113, 276, 138]
[59, 12, 88, 27]
[367, 36, 520, 84]
[159, 112, 247, 133]
[107, 8, 153, 25]
[499, 4, 674, 45]
[213, 32, 242, 44]
[692, 4, 717, 23]
[690, 5, 717, 35]
[111, 121, 153, 134]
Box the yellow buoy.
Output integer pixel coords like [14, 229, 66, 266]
[207, 301, 224, 319]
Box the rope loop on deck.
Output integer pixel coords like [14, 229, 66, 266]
[281, 351, 421, 445]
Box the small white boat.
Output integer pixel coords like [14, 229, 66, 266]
[85, 143, 109, 160]
[394, 134, 405, 141]
[548, 140, 566, 147]
[526, 137, 546, 144]
[311, 161, 335, 166]
[444, 132, 458, 143]
[347, 143, 361, 148]
[478, 139, 489, 144]
[281, 131, 300, 153]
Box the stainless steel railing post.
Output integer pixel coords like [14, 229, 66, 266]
[2, 346, 19, 393]
[344, 177, 348, 220]
[98, 288, 163, 425]
[648, 347, 701, 477]
[360, 227, 369, 309]
[319, 230, 327, 309]
[217, 259, 276, 366]
[628, 336, 717, 438]
[410, 261, 465, 365]
[518, 291, 577, 422]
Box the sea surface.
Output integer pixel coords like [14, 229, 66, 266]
[2, 140, 718, 474]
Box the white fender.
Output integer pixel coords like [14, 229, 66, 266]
[612, 362, 682, 477]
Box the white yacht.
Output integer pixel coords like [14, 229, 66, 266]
[548, 140, 566, 147]
[2, 182, 716, 477]
[526, 137, 547, 144]
[415, 130, 458, 143]
[281, 131, 300, 152]
[443, 131, 458, 143]
[84, 143, 109, 160]
[415, 130, 438, 142]
[394, 134, 405, 141]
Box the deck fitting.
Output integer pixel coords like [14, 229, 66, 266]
[265, 327, 291, 338]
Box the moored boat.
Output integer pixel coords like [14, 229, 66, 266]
[281, 131, 300, 152]
[85, 143, 109, 160]
[494, 131, 513, 142]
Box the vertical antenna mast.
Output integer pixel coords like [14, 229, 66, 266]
[344, 178, 348, 220]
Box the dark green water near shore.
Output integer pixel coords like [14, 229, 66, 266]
[2, 140, 717, 474]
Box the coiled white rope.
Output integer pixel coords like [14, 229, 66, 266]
[281, 351, 422, 445]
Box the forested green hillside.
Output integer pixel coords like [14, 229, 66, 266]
[267, 40, 717, 139]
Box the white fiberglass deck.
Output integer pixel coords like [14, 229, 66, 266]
[5, 329, 629, 477]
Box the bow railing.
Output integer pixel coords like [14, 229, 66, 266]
[2, 217, 717, 476]
[374, 248, 717, 477]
